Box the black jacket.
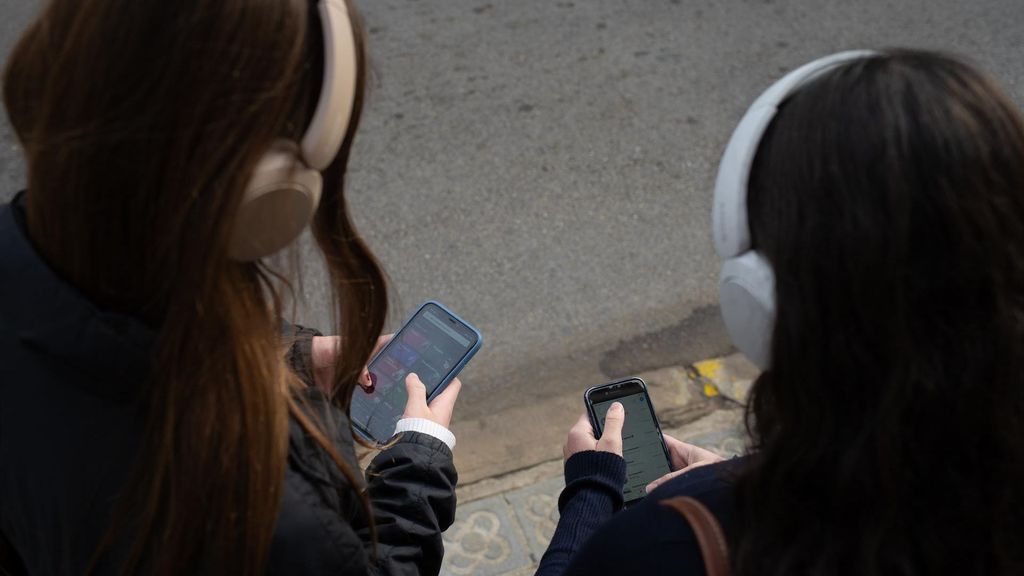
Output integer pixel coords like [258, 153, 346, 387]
[0, 196, 457, 575]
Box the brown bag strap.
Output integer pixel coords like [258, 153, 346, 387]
[660, 496, 730, 576]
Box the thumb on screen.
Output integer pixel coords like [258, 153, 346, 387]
[402, 373, 429, 419]
[596, 402, 625, 456]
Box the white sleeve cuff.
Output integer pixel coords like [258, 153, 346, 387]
[394, 418, 456, 451]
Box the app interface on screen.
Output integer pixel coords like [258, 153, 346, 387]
[593, 392, 671, 502]
[351, 305, 476, 442]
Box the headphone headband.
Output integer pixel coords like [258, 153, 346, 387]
[711, 50, 877, 369]
[302, 0, 358, 170]
[712, 50, 877, 259]
[228, 0, 358, 261]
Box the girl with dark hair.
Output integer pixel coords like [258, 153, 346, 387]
[0, 0, 461, 574]
[537, 49, 1024, 576]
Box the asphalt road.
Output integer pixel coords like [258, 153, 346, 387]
[3, 0, 1023, 424]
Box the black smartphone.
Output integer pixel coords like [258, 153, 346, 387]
[584, 377, 672, 506]
[350, 301, 482, 445]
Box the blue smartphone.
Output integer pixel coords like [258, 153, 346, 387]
[350, 301, 482, 445]
[584, 378, 672, 506]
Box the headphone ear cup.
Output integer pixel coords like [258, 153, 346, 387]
[229, 143, 323, 261]
[719, 251, 776, 369]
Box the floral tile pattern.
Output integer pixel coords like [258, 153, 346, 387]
[504, 476, 565, 562]
[441, 496, 531, 576]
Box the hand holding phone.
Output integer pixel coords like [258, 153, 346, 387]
[310, 334, 392, 394]
[401, 372, 462, 428]
[644, 435, 724, 494]
[350, 301, 482, 445]
[584, 378, 672, 506]
[563, 403, 626, 459]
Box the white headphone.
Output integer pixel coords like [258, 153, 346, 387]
[713, 50, 877, 369]
[228, 0, 359, 261]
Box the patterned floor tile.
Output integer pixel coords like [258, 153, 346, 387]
[504, 475, 565, 562]
[441, 495, 531, 576]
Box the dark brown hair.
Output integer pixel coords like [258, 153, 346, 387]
[3, 0, 386, 573]
[738, 50, 1024, 576]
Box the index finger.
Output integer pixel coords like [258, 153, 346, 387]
[663, 434, 723, 470]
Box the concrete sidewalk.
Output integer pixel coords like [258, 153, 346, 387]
[438, 354, 758, 576]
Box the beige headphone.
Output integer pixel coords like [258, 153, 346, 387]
[228, 0, 359, 261]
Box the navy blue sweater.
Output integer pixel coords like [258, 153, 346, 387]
[536, 452, 742, 576]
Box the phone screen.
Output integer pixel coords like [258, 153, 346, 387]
[590, 382, 671, 504]
[350, 302, 479, 443]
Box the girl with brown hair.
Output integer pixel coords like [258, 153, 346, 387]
[0, 0, 460, 574]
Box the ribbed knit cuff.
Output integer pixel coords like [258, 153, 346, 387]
[559, 450, 627, 513]
[395, 418, 456, 451]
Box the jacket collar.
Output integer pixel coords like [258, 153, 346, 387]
[0, 193, 154, 400]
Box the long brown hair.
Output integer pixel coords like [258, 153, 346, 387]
[2, 0, 386, 573]
[737, 50, 1024, 575]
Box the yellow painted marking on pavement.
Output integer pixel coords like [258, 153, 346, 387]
[694, 359, 724, 380]
[692, 358, 724, 397]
